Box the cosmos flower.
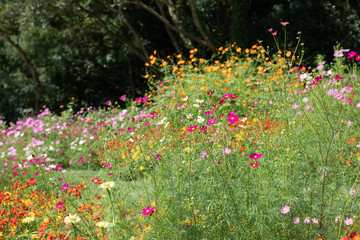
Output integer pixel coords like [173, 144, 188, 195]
[142, 206, 155, 216]
[99, 182, 115, 190]
[64, 214, 81, 224]
[280, 205, 290, 214]
[344, 217, 354, 226]
[249, 153, 262, 160]
[350, 188, 356, 196]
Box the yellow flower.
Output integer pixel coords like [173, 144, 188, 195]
[139, 166, 144, 171]
[144, 225, 152, 233]
[30, 234, 40, 239]
[99, 181, 115, 190]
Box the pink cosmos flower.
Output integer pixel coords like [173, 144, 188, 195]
[78, 157, 84, 163]
[119, 95, 126, 101]
[280, 205, 290, 214]
[345, 217, 354, 225]
[188, 125, 198, 132]
[356, 55, 360, 61]
[293, 217, 300, 224]
[304, 217, 310, 223]
[272, 31, 277, 36]
[249, 153, 262, 160]
[312, 218, 318, 224]
[221, 147, 232, 154]
[142, 206, 155, 216]
[249, 162, 259, 168]
[156, 154, 161, 159]
[280, 21, 289, 26]
[207, 118, 217, 125]
[349, 188, 356, 196]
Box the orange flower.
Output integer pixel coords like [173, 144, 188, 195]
[349, 138, 356, 144]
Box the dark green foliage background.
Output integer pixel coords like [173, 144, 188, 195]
[0, 0, 359, 122]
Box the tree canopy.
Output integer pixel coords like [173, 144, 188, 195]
[1, 0, 360, 122]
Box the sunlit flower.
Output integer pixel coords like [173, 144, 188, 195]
[312, 218, 318, 224]
[304, 217, 310, 223]
[64, 214, 81, 224]
[95, 221, 109, 228]
[22, 216, 35, 223]
[197, 116, 205, 123]
[293, 217, 300, 224]
[335, 216, 340, 223]
[99, 181, 115, 190]
[280, 205, 290, 214]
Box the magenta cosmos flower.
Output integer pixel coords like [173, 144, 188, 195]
[280, 205, 290, 214]
[227, 113, 239, 124]
[188, 125, 198, 132]
[249, 153, 262, 160]
[348, 51, 357, 59]
[142, 206, 155, 216]
[207, 118, 217, 125]
[249, 162, 259, 168]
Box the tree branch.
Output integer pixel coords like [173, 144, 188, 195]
[0, 29, 41, 114]
[74, 0, 148, 63]
[95, 0, 150, 58]
[132, 0, 214, 51]
[186, 0, 216, 51]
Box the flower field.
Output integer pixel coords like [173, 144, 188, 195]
[2, 26, 360, 239]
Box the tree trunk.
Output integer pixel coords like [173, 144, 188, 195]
[0, 30, 41, 114]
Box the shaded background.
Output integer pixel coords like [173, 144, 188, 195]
[0, 0, 359, 122]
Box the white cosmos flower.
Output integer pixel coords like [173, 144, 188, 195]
[99, 181, 115, 190]
[64, 214, 81, 224]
